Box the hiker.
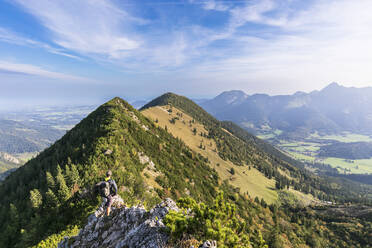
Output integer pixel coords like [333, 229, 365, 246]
[96, 170, 118, 216]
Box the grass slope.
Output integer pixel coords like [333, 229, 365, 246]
[142, 105, 278, 203]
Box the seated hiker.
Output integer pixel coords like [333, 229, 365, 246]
[96, 170, 118, 216]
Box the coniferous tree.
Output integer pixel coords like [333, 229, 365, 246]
[46, 171, 55, 190]
[65, 164, 71, 184]
[68, 164, 81, 187]
[29, 189, 43, 210]
[44, 189, 60, 209]
[55, 165, 70, 202]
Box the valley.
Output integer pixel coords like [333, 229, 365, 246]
[258, 131, 372, 175]
[0, 105, 95, 180]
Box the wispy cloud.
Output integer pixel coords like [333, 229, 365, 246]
[13, 0, 143, 59]
[202, 0, 230, 11]
[0, 61, 89, 81]
[0, 27, 82, 60]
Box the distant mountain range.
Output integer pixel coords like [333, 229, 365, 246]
[201, 83, 372, 138]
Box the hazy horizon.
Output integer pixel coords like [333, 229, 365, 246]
[0, 81, 367, 111]
[1, 0, 372, 109]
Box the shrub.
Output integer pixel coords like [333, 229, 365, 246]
[164, 192, 254, 248]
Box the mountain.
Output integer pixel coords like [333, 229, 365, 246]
[0, 97, 221, 247]
[0, 96, 371, 247]
[201, 83, 372, 137]
[200, 90, 248, 116]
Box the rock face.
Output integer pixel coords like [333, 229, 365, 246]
[58, 197, 179, 248]
[0, 152, 20, 164]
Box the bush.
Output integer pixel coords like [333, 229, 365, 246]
[164, 192, 255, 248]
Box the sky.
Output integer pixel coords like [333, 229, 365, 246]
[1, 0, 372, 109]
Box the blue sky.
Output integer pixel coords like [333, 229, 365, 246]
[1, 0, 372, 108]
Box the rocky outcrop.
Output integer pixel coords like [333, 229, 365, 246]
[58, 197, 179, 248]
[0, 152, 20, 164]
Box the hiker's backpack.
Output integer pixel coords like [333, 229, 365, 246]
[108, 179, 117, 195]
[99, 181, 110, 198]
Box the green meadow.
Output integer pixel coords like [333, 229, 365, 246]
[261, 131, 372, 174]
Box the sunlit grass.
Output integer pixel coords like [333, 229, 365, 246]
[142, 106, 278, 204]
[323, 157, 372, 174]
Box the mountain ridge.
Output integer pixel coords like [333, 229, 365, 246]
[201, 83, 372, 137]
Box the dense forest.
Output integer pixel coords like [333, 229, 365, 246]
[318, 141, 372, 159]
[0, 96, 371, 247]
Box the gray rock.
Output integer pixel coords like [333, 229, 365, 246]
[199, 240, 217, 248]
[58, 196, 179, 248]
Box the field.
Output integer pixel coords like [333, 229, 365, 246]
[261, 131, 372, 175]
[310, 132, 372, 142]
[322, 157, 372, 174]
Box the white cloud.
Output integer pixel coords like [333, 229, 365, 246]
[13, 0, 143, 59]
[0, 61, 89, 81]
[0, 27, 82, 60]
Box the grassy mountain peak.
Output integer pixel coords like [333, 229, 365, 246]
[141, 92, 219, 127]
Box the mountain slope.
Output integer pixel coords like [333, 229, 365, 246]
[0, 97, 222, 247]
[141, 104, 279, 203]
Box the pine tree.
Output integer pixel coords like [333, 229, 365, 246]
[46, 171, 55, 190]
[55, 165, 70, 202]
[65, 164, 71, 185]
[29, 189, 43, 210]
[66, 164, 81, 188]
[44, 189, 60, 209]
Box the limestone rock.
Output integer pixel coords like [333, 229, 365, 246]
[58, 197, 179, 248]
